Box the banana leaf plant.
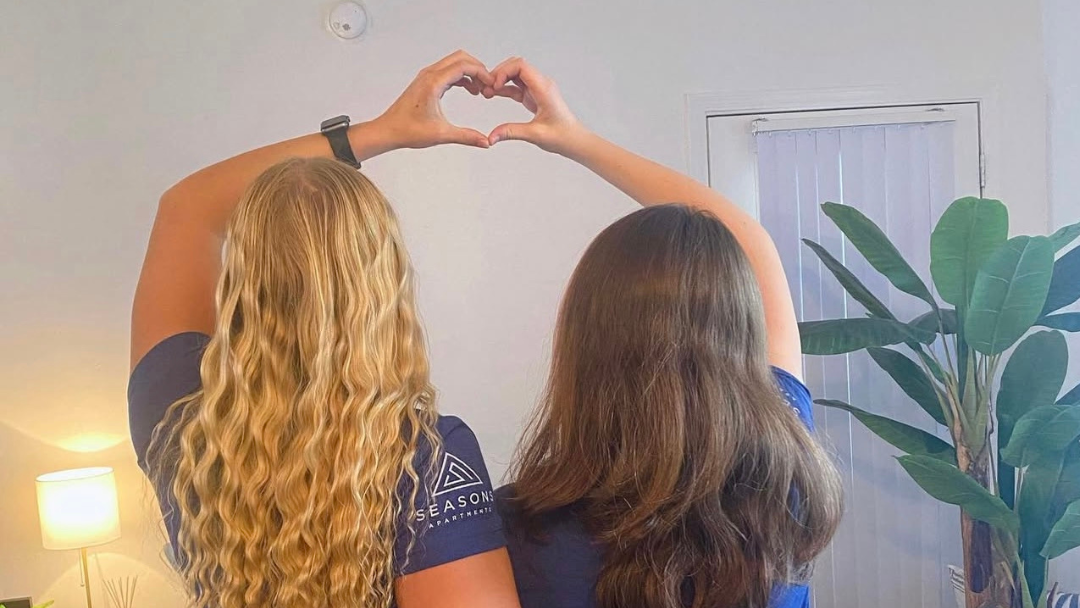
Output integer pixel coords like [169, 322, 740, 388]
[801, 198, 1080, 608]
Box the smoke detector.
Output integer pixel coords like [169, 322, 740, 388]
[328, 1, 369, 40]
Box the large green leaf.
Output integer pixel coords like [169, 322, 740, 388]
[818, 399, 956, 463]
[930, 197, 1009, 308]
[1050, 220, 1080, 253]
[1042, 500, 1080, 560]
[1019, 451, 1065, 600]
[898, 455, 1019, 534]
[965, 236, 1055, 355]
[867, 347, 947, 425]
[996, 331, 1068, 507]
[1039, 446, 1080, 599]
[803, 239, 895, 320]
[822, 202, 937, 307]
[1000, 406, 1058, 467]
[1020, 580, 1035, 608]
[799, 318, 933, 355]
[1031, 444, 1080, 599]
[1052, 444, 1080, 515]
[917, 349, 947, 384]
[910, 308, 958, 335]
[1041, 246, 1080, 316]
[997, 331, 1068, 446]
[1060, 383, 1080, 405]
[1001, 405, 1080, 467]
[1037, 313, 1080, 332]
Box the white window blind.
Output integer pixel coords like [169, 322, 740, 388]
[755, 122, 969, 608]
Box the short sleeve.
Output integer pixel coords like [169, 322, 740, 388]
[772, 367, 814, 431]
[395, 417, 507, 575]
[127, 332, 209, 471]
[771, 583, 811, 608]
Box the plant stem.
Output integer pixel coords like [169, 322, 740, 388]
[946, 367, 970, 441]
[938, 312, 958, 382]
[913, 344, 956, 428]
[1016, 557, 1036, 608]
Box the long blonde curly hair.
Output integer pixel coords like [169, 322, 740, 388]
[147, 157, 440, 608]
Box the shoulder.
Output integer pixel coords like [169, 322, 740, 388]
[770, 366, 814, 430]
[429, 415, 486, 468]
[771, 366, 810, 404]
[434, 414, 471, 439]
[127, 332, 210, 470]
[395, 414, 506, 576]
[423, 415, 493, 503]
[129, 332, 210, 387]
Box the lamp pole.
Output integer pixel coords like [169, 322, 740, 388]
[80, 547, 94, 608]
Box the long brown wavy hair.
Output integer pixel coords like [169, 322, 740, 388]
[147, 158, 440, 608]
[508, 204, 843, 608]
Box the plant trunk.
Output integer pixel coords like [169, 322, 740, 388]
[958, 441, 1012, 608]
[961, 510, 997, 608]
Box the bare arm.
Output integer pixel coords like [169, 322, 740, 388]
[131, 51, 494, 370]
[484, 58, 802, 376]
[395, 549, 522, 608]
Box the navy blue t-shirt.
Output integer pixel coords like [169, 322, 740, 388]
[127, 332, 505, 576]
[497, 367, 816, 608]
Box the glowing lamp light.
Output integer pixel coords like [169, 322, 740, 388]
[36, 467, 121, 549]
[36, 467, 121, 608]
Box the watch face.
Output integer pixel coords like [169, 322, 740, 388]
[321, 115, 350, 132]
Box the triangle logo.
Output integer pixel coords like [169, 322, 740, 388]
[433, 452, 484, 497]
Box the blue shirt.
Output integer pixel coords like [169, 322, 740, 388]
[497, 368, 816, 608]
[127, 332, 505, 576]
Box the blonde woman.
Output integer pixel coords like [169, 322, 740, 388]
[127, 52, 520, 608]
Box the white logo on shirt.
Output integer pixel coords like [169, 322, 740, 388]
[415, 452, 494, 526]
[433, 452, 483, 497]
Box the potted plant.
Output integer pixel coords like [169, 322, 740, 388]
[801, 197, 1080, 608]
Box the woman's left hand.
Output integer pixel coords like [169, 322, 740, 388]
[373, 50, 494, 150]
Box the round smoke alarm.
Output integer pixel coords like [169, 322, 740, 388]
[328, 1, 368, 40]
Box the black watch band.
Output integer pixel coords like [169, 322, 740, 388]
[320, 115, 361, 169]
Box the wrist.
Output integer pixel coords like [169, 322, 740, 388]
[347, 118, 399, 162]
[557, 124, 599, 161]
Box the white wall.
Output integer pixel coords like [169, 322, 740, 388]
[0, 0, 1048, 606]
[1044, 0, 1080, 589]
[1046, 0, 1080, 229]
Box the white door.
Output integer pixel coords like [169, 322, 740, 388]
[706, 104, 982, 608]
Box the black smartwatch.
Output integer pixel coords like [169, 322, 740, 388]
[320, 115, 361, 169]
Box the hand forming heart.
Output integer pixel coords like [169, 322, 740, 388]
[482, 56, 581, 153]
[372, 51, 584, 155]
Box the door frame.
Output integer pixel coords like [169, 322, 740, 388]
[683, 82, 1002, 214]
[706, 103, 982, 219]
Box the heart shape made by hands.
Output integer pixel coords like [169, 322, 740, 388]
[378, 52, 567, 152]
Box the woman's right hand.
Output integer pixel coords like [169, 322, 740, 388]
[483, 57, 585, 154]
[372, 50, 495, 150]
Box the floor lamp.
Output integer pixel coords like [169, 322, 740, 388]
[36, 467, 122, 608]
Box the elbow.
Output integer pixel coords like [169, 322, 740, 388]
[155, 182, 200, 225]
[158, 183, 185, 213]
[735, 221, 780, 258]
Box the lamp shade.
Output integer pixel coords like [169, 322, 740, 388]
[36, 467, 121, 550]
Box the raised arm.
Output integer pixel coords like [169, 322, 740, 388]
[484, 58, 802, 376]
[131, 51, 494, 370]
